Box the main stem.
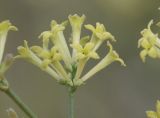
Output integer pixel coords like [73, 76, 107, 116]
[5, 88, 38, 118]
[68, 88, 75, 118]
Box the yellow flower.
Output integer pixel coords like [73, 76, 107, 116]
[138, 20, 160, 62]
[39, 20, 72, 70]
[0, 20, 17, 64]
[71, 42, 99, 80]
[85, 22, 116, 51]
[68, 14, 86, 44]
[17, 40, 61, 81]
[146, 100, 160, 118]
[31, 46, 62, 62]
[68, 14, 86, 62]
[71, 42, 99, 60]
[85, 23, 115, 41]
[80, 41, 126, 82]
[31, 45, 69, 79]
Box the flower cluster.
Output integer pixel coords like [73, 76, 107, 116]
[17, 14, 125, 89]
[138, 20, 160, 62]
[146, 100, 160, 118]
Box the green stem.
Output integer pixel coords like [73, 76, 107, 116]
[5, 88, 38, 118]
[68, 88, 75, 118]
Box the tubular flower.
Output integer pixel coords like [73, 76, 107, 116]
[17, 14, 125, 89]
[0, 20, 17, 82]
[69, 14, 85, 44]
[0, 20, 17, 64]
[81, 42, 126, 82]
[138, 20, 160, 62]
[85, 22, 116, 51]
[39, 20, 72, 70]
[69, 14, 86, 62]
[17, 40, 61, 81]
[146, 100, 160, 118]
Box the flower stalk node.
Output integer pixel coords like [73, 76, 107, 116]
[73, 79, 84, 87]
[58, 79, 73, 86]
[0, 77, 9, 91]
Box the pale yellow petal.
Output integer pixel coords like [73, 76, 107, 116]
[140, 49, 148, 62]
[30, 46, 43, 54]
[39, 50, 51, 59]
[0, 20, 17, 33]
[68, 14, 86, 30]
[53, 53, 62, 61]
[40, 59, 51, 69]
[80, 36, 90, 46]
[146, 111, 157, 118]
[148, 47, 158, 58]
[88, 52, 100, 59]
[84, 24, 95, 32]
[140, 38, 151, 49]
[71, 43, 83, 52]
[39, 31, 52, 40]
[84, 42, 94, 53]
[77, 53, 86, 60]
[50, 46, 58, 54]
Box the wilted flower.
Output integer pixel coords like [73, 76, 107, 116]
[7, 108, 19, 118]
[138, 20, 160, 62]
[17, 14, 125, 89]
[146, 100, 160, 118]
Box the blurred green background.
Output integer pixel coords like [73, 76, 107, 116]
[0, 0, 160, 118]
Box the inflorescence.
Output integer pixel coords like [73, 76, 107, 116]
[17, 14, 126, 90]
